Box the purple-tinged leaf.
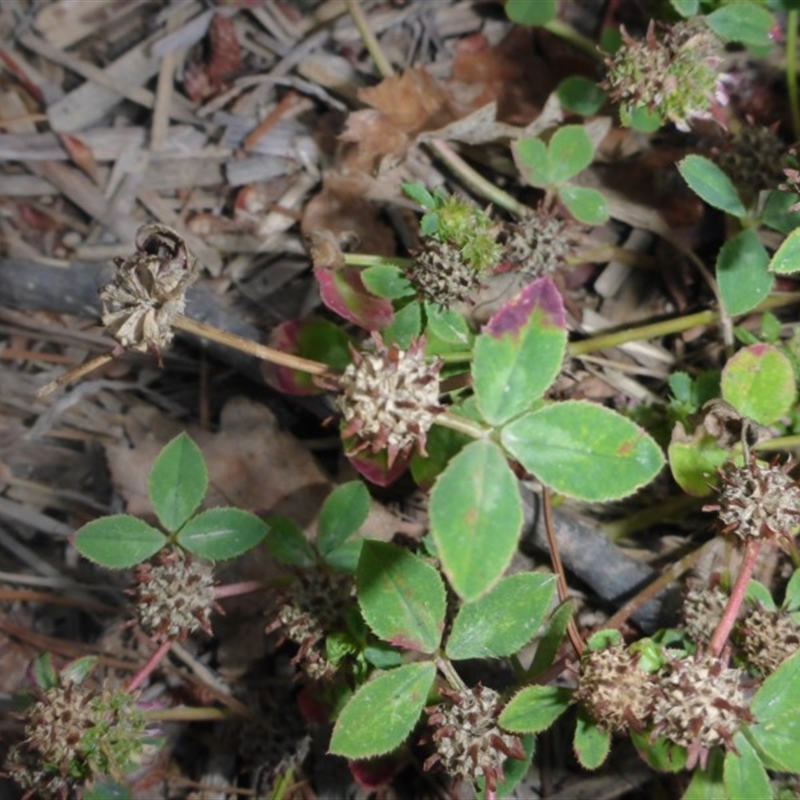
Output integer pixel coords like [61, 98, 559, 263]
[315, 266, 394, 331]
[474, 278, 567, 425]
[344, 438, 410, 487]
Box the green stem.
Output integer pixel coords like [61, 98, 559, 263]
[543, 18, 603, 60]
[436, 654, 468, 693]
[426, 140, 530, 217]
[569, 292, 800, 357]
[435, 410, 490, 440]
[343, 253, 413, 268]
[754, 433, 800, 453]
[344, 0, 393, 78]
[788, 10, 800, 140]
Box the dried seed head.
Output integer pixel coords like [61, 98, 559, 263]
[336, 334, 444, 467]
[6, 679, 150, 798]
[266, 569, 355, 680]
[423, 685, 525, 795]
[574, 645, 655, 732]
[604, 20, 724, 130]
[682, 582, 728, 643]
[500, 207, 580, 277]
[100, 224, 197, 352]
[406, 241, 483, 308]
[714, 125, 787, 206]
[651, 652, 752, 768]
[133, 550, 216, 642]
[707, 458, 800, 546]
[738, 606, 800, 674]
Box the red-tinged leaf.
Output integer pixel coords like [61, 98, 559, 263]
[349, 754, 405, 790]
[345, 442, 410, 487]
[486, 276, 566, 336]
[315, 266, 394, 331]
[261, 318, 350, 395]
[473, 277, 567, 425]
[58, 133, 99, 182]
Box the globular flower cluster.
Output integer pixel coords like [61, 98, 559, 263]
[574, 644, 654, 732]
[500, 207, 580, 278]
[708, 458, 800, 547]
[604, 20, 724, 130]
[132, 550, 217, 642]
[265, 569, 355, 680]
[682, 582, 728, 643]
[406, 241, 483, 308]
[714, 125, 787, 206]
[424, 684, 525, 795]
[336, 334, 444, 468]
[651, 652, 752, 769]
[738, 606, 800, 674]
[100, 223, 197, 353]
[6, 679, 150, 798]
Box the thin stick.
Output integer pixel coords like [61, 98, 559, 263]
[344, 0, 393, 78]
[542, 489, 584, 656]
[36, 351, 115, 398]
[604, 541, 713, 632]
[172, 314, 333, 378]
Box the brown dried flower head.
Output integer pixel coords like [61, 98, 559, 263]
[406, 241, 483, 308]
[6, 678, 149, 799]
[714, 124, 787, 206]
[682, 582, 728, 643]
[265, 569, 355, 680]
[336, 333, 444, 467]
[706, 457, 800, 547]
[651, 652, 752, 769]
[500, 206, 580, 277]
[100, 224, 198, 353]
[738, 606, 800, 674]
[574, 644, 655, 732]
[132, 549, 217, 642]
[423, 684, 525, 795]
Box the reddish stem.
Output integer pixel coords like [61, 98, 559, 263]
[708, 540, 761, 657]
[127, 639, 172, 692]
[213, 580, 265, 600]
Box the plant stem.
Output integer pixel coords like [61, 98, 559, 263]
[426, 140, 530, 217]
[173, 314, 333, 378]
[708, 539, 761, 657]
[127, 639, 172, 692]
[543, 489, 584, 656]
[344, 0, 393, 78]
[543, 18, 603, 60]
[788, 10, 800, 140]
[436, 654, 468, 693]
[343, 253, 413, 268]
[569, 291, 800, 357]
[434, 410, 489, 439]
[36, 351, 114, 397]
[213, 580, 266, 600]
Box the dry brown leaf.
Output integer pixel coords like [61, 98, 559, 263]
[301, 176, 396, 257]
[104, 396, 406, 544]
[450, 28, 550, 125]
[339, 109, 409, 172]
[356, 67, 453, 133]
